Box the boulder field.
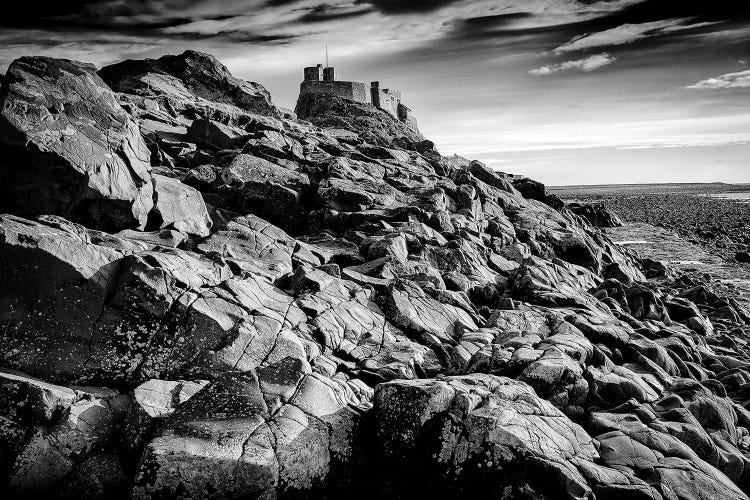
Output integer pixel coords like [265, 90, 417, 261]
[1, 51, 750, 500]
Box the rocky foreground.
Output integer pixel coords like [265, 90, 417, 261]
[1, 51, 750, 500]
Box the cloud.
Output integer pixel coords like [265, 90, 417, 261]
[688, 69, 750, 89]
[530, 53, 616, 75]
[577, 0, 750, 29]
[296, 4, 374, 23]
[0, 1, 328, 30]
[553, 19, 720, 54]
[0, 0, 205, 29]
[360, 0, 460, 14]
[554, 20, 674, 53]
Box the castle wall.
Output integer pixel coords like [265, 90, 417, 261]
[404, 115, 419, 133]
[371, 84, 400, 119]
[300, 80, 369, 104]
[380, 91, 400, 119]
[323, 67, 337, 82]
[397, 102, 411, 122]
[304, 66, 323, 81]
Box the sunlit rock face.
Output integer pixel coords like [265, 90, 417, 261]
[1, 52, 750, 500]
[0, 56, 154, 231]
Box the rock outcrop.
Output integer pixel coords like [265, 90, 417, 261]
[296, 93, 424, 147]
[569, 202, 624, 228]
[1, 51, 750, 500]
[0, 57, 154, 231]
[99, 50, 281, 123]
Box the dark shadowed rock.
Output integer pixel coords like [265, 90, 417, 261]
[0, 56, 154, 230]
[569, 202, 623, 228]
[186, 118, 250, 149]
[375, 375, 603, 499]
[1, 370, 134, 499]
[216, 153, 312, 233]
[512, 177, 565, 210]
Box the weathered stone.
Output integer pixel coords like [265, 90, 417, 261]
[0, 56, 153, 230]
[100, 50, 280, 120]
[0, 369, 77, 425]
[133, 379, 209, 418]
[131, 371, 366, 499]
[116, 228, 187, 249]
[2, 48, 750, 500]
[9, 427, 75, 497]
[187, 118, 250, 149]
[382, 279, 478, 345]
[197, 213, 296, 279]
[374, 374, 598, 498]
[568, 202, 623, 228]
[219, 153, 311, 232]
[367, 233, 409, 263]
[151, 174, 212, 237]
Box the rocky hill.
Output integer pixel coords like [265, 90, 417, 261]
[295, 91, 424, 146]
[1, 51, 750, 500]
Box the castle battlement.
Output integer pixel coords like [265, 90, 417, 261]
[297, 64, 418, 133]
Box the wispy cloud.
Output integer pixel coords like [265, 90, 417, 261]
[553, 19, 716, 54]
[688, 69, 750, 89]
[530, 53, 615, 76]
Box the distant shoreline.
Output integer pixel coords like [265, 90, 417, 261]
[552, 182, 750, 266]
[550, 182, 750, 189]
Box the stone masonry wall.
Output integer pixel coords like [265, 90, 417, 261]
[373, 88, 400, 119]
[300, 80, 369, 105]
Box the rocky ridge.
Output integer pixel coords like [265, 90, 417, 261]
[1, 51, 750, 500]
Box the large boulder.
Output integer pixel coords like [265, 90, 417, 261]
[150, 174, 211, 237]
[216, 153, 312, 233]
[0, 56, 154, 231]
[511, 177, 565, 211]
[186, 118, 250, 149]
[1, 370, 134, 500]
[99, 50, 280, 124]
[131, 370, 368, 499]
[381, 279, 478, 348]
[197, 213, 297, 280]
[374, 375, 604, 499]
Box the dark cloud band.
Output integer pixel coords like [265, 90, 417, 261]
[358, 0, 461, 14]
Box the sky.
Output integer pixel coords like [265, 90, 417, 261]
[1, 0, 749, 185]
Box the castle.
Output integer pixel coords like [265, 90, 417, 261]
[297, 64, 419, 133]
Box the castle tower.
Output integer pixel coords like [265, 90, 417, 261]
[304, 64, 323, 81]
[370, 81, 381, 107]
[323, 67, 337, 82]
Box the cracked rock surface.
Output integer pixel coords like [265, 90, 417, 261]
[1, 50, 750, 500]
